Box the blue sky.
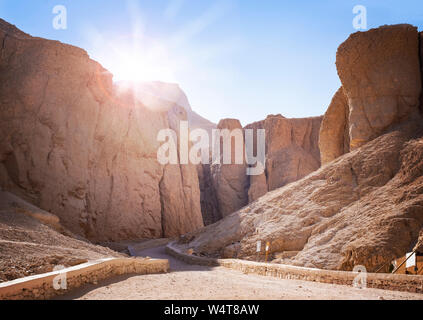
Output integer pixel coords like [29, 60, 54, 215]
[1, 0, 423, 125]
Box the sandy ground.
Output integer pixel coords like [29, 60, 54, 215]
[0, 191, 124, 282]
[59, 246, 423, 300]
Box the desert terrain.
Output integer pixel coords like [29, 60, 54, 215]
[59, 246, 423, 300]
[1, 17, 423, 301]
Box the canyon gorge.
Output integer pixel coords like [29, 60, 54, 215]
[1, 18, 423, 281]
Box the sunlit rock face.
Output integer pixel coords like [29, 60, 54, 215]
[126, 81, 193, 112]
[0, 19, 203, 241]
[200, 115, 322, 222]
[179, 122, 423, 272]
[118, 80, 220, 226]
[245, 114, 322, 202]
[336, 24, 422, 150]
[119, 80, 220, 226]
[176, 24, 423, 273]
[320, 25, 422, 165]
[119, 80, 217, 135]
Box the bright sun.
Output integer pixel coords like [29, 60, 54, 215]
[109, 42, 175, 82]
[116, 46, 175, 82]
[86, 0, 229, 84]
[88, 30, 177, 83]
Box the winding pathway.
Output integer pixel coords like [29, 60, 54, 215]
[58, 246, 423, 300]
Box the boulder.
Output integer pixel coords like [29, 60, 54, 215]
[336, 24, 422, 150]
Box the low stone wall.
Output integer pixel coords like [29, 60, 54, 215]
[0, 257, 169, 300]
[166, 244, 219, 266]
[166, 242, 423, 294]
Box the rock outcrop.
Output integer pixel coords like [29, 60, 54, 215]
[200, 114, 322, 223]
[319, 87, 350, 165]
[0, 19, 203, 241]
[210, 119, 249, 217]
[176, 24, 423, 272]
[120, 80, 217, 134]
[336, 24, 421, 150]
[245, 114, 322, 202]
[121, 80, 219, 226]
[197, 164, 222, 225]
[420, 31, 423, 113]
[178, 119, 423, 272]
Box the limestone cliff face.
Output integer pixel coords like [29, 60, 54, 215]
[0, 19, 203, 241]
[420, 31, 423, 113]
[210, 119, 249, 218]
[127, 80, 219, 225]
[201, 115, 322, 222]
[197, 164, 221, 225]
[336, 24, 421, 150]
[121, 80, 217, 135]
[319, 87, 350, 165]
[245, 115, 322, 202]
[180, 122, 423, 271]
[320, 25, 422, 165]
[177, 24, 423, 272]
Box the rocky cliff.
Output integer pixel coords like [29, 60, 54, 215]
[176, 24, 423, 272]
[337, 25, 421, 151]
[0, 19, 203, 241]
[119, 80, 217, 134]
[201, 114, 322, 224]
[245, 114, 322, 202]
[210, 119, 249, 218]
[320, 24, 421, 164]
[319, 87, 350, 165]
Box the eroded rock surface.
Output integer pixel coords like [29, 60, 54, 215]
[319, 87, 350, 165]
[177, 24, 423, 272]
[210, 119, 249, 217]
[336, 24, 422, 150]
[120, 80, 217, 134]
[179, 120, 423, 271]
[0, 19, 203, 241]
[245, 114, 322, 201]
[197, 164, 221, 225]
[201, 115, 322, 221]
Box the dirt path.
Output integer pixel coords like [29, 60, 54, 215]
[59, 246, 423, 300]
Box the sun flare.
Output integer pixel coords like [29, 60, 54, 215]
[106, 41, 176, 83]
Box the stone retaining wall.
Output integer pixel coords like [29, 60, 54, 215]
[0, 257, 169, 300]
[166, 242, 423, 294]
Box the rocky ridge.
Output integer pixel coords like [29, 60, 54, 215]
[177, 24, 423, 272]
